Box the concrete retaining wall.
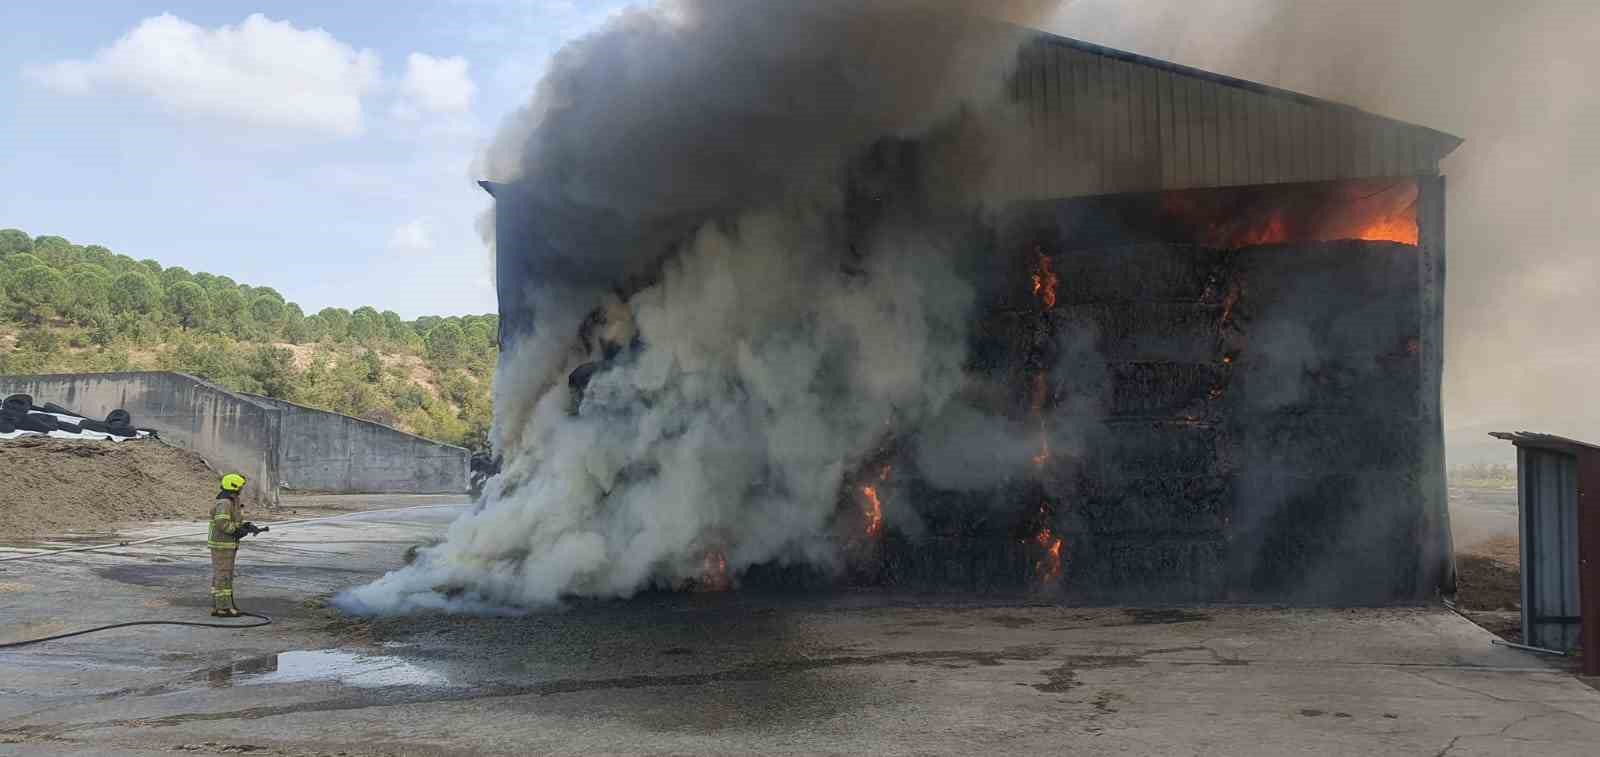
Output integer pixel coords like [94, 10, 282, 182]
[0, 372, 469, 498]
[244, 395, 469, 494]
[0, 372, 281, 501]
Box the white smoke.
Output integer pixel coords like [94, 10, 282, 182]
[345, 209, 977, 611]
[341, 1, 1059, 613]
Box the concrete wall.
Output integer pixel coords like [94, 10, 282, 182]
[0, 372, 281, 502]
[244, 395, 468, 494]
[0, 372, 470, 498]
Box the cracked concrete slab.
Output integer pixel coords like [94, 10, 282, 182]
[3, 497, 1598, 755]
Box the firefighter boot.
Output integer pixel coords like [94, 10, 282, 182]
[210, 547, 240, 618]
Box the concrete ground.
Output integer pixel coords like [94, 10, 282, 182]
[3, 497, 1599, 756]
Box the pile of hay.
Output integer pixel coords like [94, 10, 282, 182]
[0, 438, 265, 539]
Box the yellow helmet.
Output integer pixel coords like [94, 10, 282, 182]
[220, 473, 247, 492]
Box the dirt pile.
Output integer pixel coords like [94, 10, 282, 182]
[0, 438, 264, 539]
[1456, 553, 1520, 611]
[1454, 534, 1522, 643]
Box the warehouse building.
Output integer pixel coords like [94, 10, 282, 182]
[482, 31, 1461, 604]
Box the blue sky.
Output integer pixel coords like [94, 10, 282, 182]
[5, 2, 1590, 449]
[0, 1, 630, 318]
[0, 1, 1261, 321]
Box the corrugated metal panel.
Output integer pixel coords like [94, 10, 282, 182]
[1581, 448, 1600, 675]
[1517, 447, 1583, 651]
[1010, 35, 1462, 198]
[1494, 432, 1600, 672]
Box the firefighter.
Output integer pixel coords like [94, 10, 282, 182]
[208, 473, 262, 617]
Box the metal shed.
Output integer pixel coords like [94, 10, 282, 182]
[480, 29, 1464, 604]
[1490, 432, 1600, 674]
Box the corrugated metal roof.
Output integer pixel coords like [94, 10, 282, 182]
[1037, 33, 1463, 155]
[1003, 32, 1465, 198]
[1489, 431, 1600, 455]
[482, 34, 1465, 200]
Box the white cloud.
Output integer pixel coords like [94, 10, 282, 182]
[398, 53, 477, 116]
[389, 219, 435, 254]
[23, 13, 380, 137]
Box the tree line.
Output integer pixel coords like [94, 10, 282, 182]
[0, 228, 496, 450]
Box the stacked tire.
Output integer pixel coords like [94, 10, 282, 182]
[1, 393, 136, 438]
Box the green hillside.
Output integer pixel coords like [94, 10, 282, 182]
[0, 228, 494, 451]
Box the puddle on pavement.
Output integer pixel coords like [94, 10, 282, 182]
[203, 650, 451, 689]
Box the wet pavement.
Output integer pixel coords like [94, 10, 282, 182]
[3, 495, 1599, 755]
[200, 649, 452, 689]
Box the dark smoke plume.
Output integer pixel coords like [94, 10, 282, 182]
[343, 1, 1061, 612]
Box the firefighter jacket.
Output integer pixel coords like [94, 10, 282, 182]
[208, 493, 245, 550]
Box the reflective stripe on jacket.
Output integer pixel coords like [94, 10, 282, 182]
[208, 495, 244, 550]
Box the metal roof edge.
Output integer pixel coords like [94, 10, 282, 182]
[472, 24, 1467, 194]
[1030, 31, 1464, 160]
[1490, 431, 1600, 455]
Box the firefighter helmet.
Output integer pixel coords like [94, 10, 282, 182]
[220, 473, 247, 492]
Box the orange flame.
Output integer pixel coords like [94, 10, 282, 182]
[699, 551, 730, 592]
[857, 465, 892, 540]
[1033, 525, 1064, 586]
[1163, 180, 1419, 249]
[1031, 250, 1059, 310]
[861, 485, 884, 539]
[1028, 250, 1058, 468]
[1354, 215, 1419, 245]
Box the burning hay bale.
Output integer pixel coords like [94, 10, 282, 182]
[342, 2, 1452, 614]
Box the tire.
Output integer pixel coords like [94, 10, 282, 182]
[18, 413, 58, 433]
[77, 418, 111, 434]
[2, 394, 32, 417]
[40, 402, 81, 417]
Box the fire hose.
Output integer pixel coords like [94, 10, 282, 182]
[0, 612, 273, 649]
[0, 526, 276, 649]
[0, 503, 462, 649]
[0, 504, 460, 564]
